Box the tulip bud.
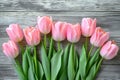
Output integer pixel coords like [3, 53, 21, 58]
[90, 27, 109, 47]
[6, 24, 23, 42]
[81, 18, 96, 37]
[100, 41, 119, 59]
[66, 23, 81, 43]
[52, 21, 67, 41]
[37, 16, 53, 34]
[2, 40, 19, 58]
[23, 27, 40, 46]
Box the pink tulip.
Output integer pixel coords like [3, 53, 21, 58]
[2, 40, 19, 58]
[52, 21, 67, 41]
[100, 41, 119, 59]
[66, 23, 81, 43]
[81, 18, 96, 37]
[37, 16, 53, 34]
[90, 27, 109, 47]
[23, 27, 40, 46]
[6, 24, 23, 42]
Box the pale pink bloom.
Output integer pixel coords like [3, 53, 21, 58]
[100, 41, 119, 59]
[66, 23, 81, 43]
[23, 27, 40, 46]
[2, 40, 19, 58]
[6, 24, 23, 42]
[81, 18, 96, 37]
[90, 27, 109, 47]
[37, 16, 53, 34]
[52, 22, 67, 41]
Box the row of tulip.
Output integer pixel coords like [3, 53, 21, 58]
[2, 16, 119, 80]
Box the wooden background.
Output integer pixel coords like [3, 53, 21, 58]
[0, 0, 120, 80]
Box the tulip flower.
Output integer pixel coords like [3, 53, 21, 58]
[90, 27, 109, 47]
[23, 27, 40, 46]
[100, 41, 119, 59]
[37, 16, 53, 34]
[66, 23, 81, 43]
[81, 18, 96, 37]
[52, 21, 67, 41]
[6, 24, 23, 42]
[2, 40, 19, 58]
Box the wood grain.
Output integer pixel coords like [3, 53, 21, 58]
[0, 0, 120, 80]
[0, 0, 120, 12]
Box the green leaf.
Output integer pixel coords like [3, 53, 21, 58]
[75, 51, 80, 80]
[86, 52, 103, 80]
[75, 52, 80, 80]
[58, 44, 70, 80]
[14, 60, 26, 80]
[40, 43, 50, 80]
[74, 51, 78, 71]
[75, 69, 80, 80]
[28, 67, 35, 80]
[79, 45, 87, 80]
[35, 73, 39, 80]
[22, 48, 29, 77]
[51, 50, 63, 80]
[94, 56, 103, 80]
[68, 44, 75, 80]
[59, 70, 67, 80]
[86, 48, 100, 76]
[63, 44, 70, 69]
[26, 47, 32, 66]
[48, 37, 54, 59]
[89, 48, 100, 68]
[86, 62, 97, 80]
[38, 61, 44, 80]
[26, 47, 38, 80]
[26, 47, 35, 72]
[33, 46, 39, 78]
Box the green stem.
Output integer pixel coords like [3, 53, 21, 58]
[97, 57, 103, 71]
[48, 37, 54, 59]
[33, 46, 38, 76]
[44, 34, 47, 50]
[85, 37, 88, 51]
[88, 45, 94, 58]
[18, 43, 25, 55]
[57, 41, 61, 51]
[71, 43, 75, 63]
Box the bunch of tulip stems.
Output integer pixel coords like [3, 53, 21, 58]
[2, 16, 119, 80]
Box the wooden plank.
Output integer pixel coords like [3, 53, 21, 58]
[0, 0, 120, 12]
[0, 65, 18, 80]
[96, 65, 120, 80]
[0, 64, 120, 80]
[0, 12, 120, 36]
